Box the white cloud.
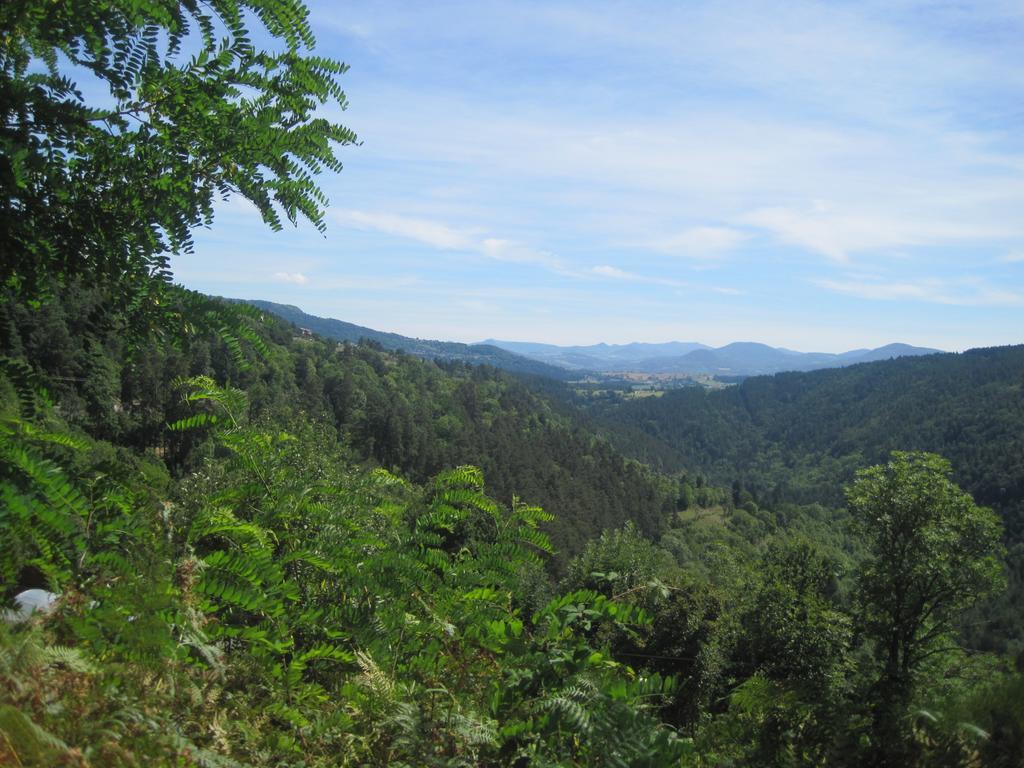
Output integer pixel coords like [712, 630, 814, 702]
[592, 265, 636, 280]
[333, 209, 571, 274]
[1001, 251, 1024, 263]
[591, 265, 685, 287]
[457, 299, 491, 312]
[353, 94, 1024, 270]
[480, 238, 561, 269]
[272, 272, 310, 285]
[813, 276, 1023, 306]
[334, 209, 474, 250]
[743, 204, 1012, 263]
[645, 226, 748, 259]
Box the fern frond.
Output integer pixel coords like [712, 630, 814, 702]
[355, 650, 396, 701]
[0, 357, 52, 417]
[433, 465, 485, 491]
[0, 705, 69, 764]
[279, 548, 336, 573]
[165, 733, 245, 768]
[189, 506, 271, 550]
[168, 412, 219, 432]
[296, 643, 355, 665]
[541, 694, 593, 736]
[449, 710, 499, 748]
[42, 645, 96, 674]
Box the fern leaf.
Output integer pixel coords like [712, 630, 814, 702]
[0, 705, 69, 765]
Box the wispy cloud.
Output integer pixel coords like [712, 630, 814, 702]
[1001, 251, 1024, 263]
[333, 209, 569, 273]
[591, 265, 684, 287]
[644, 226, 748, 260]
[334, 210, 474, 250]
[742, 204, 1012, 263]
[272, 272, 310, 285]
[592, 265, 637, 280]
[480, 238, 560, 268]
[813, 275, 1023, 306]
[353, 93, 1024, 270]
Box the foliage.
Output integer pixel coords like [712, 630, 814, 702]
[1, 282, 679, 561]
[6, 280, 1020, 764]
[1, 0, 357, 301]
[719, 541, 854, 764]
[846, 452, 1006, 764]
[594, 346, 1024, 651]
[5, 301, 1021, 766]
[1, 368, 695, 765]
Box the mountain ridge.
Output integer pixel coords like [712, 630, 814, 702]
[484, 337, 942, 375]
[244, 300, 942, 378]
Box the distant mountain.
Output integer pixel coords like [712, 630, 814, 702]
[481, 340, 710, 370]
[844, 343, 940, 364]
[485, 338, 941, 376]
[243, 300, 577, 380]
[244, 302, 940, 379]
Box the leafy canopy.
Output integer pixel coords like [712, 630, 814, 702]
[848, 450, 1005, 672]
[1, 0, 357, 298]
[846, 451, 1005, 762]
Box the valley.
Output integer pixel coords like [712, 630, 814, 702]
[4, 282, 1020, 767]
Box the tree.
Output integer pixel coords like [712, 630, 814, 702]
[1, 0, 357, 301]
[727, 540, 853, 764]
[846, 451, 1005, 763]
[735, 540, 850, 698]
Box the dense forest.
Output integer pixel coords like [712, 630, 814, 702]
[5, 281, 1020, 767]
[589, 350, 1024, 652]
[2, 1, 1023, 766]
[1, 282, 675, 560]
[590, 347, 1024, 513]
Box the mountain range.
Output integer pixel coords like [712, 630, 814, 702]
[482, 339, 942, 376]
[245, 300, 941, 379]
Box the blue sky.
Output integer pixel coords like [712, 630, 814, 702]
[175, 0, 1024, 352]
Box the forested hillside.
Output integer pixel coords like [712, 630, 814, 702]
[2, 283, 674, 561]
[594, 346, 1023, 507]
[592, 347, 1024, 649]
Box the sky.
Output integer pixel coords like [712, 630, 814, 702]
[174, 0, 1024, 352]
